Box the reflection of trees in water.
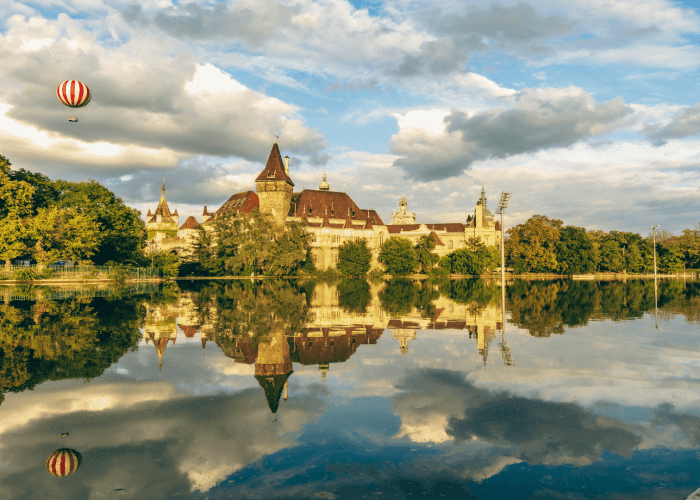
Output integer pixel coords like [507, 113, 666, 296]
[0, 295, 144, 395]
[507, 279, 700, 337]
[434, 279, 501, 308]
[337, 279, 371, 314]
[379, 279, 441, 318]
[177, 280, 309, 349]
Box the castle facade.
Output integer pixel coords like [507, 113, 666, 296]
[145, 142, 503, 268]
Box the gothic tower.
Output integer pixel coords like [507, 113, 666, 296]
[255, 142, 294, 226]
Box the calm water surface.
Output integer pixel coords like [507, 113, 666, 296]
[1, 278, 699, 500]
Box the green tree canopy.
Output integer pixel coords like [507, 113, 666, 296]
[414, 234, 438, 274]
[196, 210, 310, 276]
[30, 206, 102, 267]
[54, 180, 145, 264]
[379, 238, 417, 276]
[449, 248, 483, 275]
[556, 226, 599, 274]
[338, 239, 371, 276]
[506, 215, 562, 273]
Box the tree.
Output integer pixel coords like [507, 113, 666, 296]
[658, 245, 684, 273]
[379, 238, 417, 275]
[414, 235, 438, 273]
[676, 225, 700, 269]
[0, 160, 36, 270]
[7, 168, 59, 215]
[598, 239, 625, 272]
[506, 215, 562, 273]
[449, 248, 483, 275]
[338, 239, 371, 276]
[29, 206, 102, 268]
[556, 226, 599, 274]
[466, 237, 500, 272]
[153, 251, 181, 278]
[53, 180, 145, 264]
[197, 210, 310, 276]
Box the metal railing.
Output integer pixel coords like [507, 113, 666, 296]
[0, 264, 160, 280]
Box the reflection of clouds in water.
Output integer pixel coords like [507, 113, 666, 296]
[465, 316, 700, 410]
[392, 369, 643, 471]
[0, 387, 326, 499]
[0, 382, 180, 435]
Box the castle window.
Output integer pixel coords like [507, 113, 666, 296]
[448, 240, 453, 249]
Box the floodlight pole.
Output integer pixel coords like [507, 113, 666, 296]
[498, 191, 511, 366]
[650, 225, 660, 329]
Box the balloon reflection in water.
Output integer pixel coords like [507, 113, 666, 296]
[46, 449, 82, 477]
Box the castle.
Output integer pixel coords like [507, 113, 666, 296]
[145, 142, 503, 268]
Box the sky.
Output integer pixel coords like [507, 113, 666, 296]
[1, 0, 700, 233]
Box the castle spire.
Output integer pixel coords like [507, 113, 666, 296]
[478, 185, 487, 206]
[319, 167, 330, 191]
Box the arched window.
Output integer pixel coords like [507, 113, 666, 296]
[447, 240, 453, 249]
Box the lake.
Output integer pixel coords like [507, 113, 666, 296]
[1, 278, 699, 500]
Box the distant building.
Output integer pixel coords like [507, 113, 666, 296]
[143, 142, 503, 266]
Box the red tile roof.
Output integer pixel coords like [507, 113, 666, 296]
[255, 143, 294, 186]
[428, 231, 444, 246]
[215, 191, 259, 217]
[288, 190, 383, 226]
[386, 223, 468, 234]
[179, 216, 201, 230]
[180, 325, 198, 337]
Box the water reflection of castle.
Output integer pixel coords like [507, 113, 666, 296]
[142, 282, 502, 413]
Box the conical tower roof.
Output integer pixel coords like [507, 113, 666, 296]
[254, 371, 293, 414]
[255, 142, 294, 186]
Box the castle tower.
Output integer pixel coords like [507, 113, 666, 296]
[145, 181, 179, 246]
[254, 328, 293, 414]
[255, 142, 294, 226]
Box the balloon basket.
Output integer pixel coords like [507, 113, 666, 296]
[68, 116, 78, 122]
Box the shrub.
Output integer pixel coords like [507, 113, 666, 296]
[13, 268, 38, 281]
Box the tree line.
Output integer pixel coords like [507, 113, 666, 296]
[0, 155, 146, 270]
[506, 215, 697, 274]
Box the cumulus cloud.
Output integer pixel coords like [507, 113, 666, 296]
[390, 86, 633, 181]
[422, 2, 575, 55]
[390, 39, 469, 77]
[124, 0, 297, 48]
[0, 16, 326, 166]
[644, 102, 700, 145]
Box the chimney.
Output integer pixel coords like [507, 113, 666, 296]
[284, 156, 290, 176]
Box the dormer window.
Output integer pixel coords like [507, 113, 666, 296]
[267, 170, 275, 178]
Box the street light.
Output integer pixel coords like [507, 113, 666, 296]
[498, 191, 513, 367]
[650, 225, 659, 280]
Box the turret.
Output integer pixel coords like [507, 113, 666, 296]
[255, 142, 294, 226]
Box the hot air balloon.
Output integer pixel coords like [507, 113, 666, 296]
[46, 448, 82, 477]
[56, 80, 91, 122]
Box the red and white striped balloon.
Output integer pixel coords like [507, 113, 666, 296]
[46, 448, 82, 477]
[56, 80, 91, 108]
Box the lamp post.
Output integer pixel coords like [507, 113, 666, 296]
[650, 225, 660, 330]
[498, 191, 513, 367]
[650, 225, 659, 280]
